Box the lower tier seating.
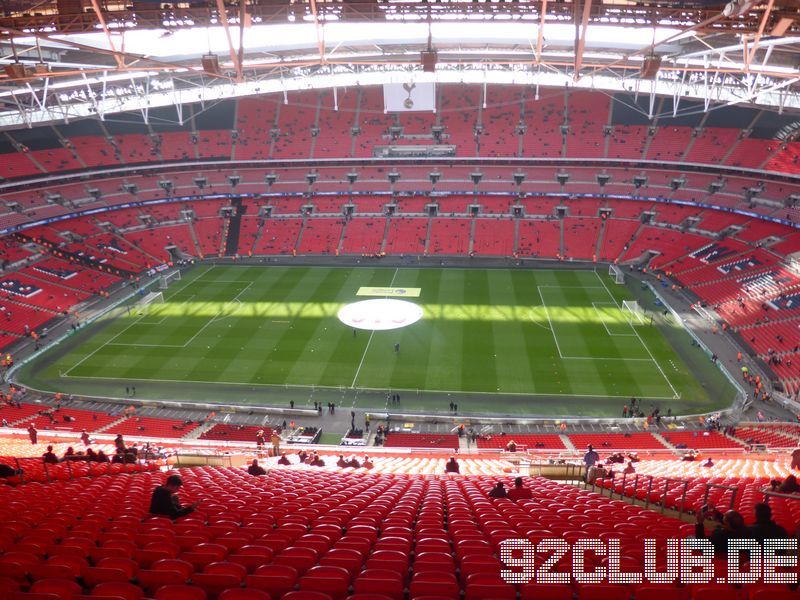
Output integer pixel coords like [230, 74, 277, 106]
[382, 433, 459, 451]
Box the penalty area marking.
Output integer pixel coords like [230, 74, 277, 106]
[591, 302, 637, 337]
[537, 285, 662, 363]
[594, 270, 681, 400]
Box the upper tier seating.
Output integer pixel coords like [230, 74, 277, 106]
[0, 86, 794, 182]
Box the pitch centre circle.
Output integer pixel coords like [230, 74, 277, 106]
[338, 298, 423, 331]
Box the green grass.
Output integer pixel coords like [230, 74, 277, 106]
[19, 265, 736, 416]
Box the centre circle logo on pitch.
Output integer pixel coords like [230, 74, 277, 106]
[338, 299, 423, 331]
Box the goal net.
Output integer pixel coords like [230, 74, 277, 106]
[159, 270, 181, 290]
[608, 264, 625, 284]
[137, 291, 164, 307]
[622, 300, 646, 325]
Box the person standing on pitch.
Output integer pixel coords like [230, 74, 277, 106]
[394, 343, 400, 354]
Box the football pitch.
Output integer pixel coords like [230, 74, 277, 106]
[20, 265, 736, 417]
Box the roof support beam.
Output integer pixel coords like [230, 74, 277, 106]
[536, 0, 547, 65]
[573, 0, 593, 80]
[89, 0, 125, 70]
[745, 0, 775, 71]
[309, 0, 326, 65]
[580, 11, 726, 81]
[215, 0, 244, 82]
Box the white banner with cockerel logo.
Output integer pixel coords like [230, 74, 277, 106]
[383, 82, 436, 113]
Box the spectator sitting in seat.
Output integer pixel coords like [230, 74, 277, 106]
[310, 453, 325, 467]
[507, 477, 533, 501]
[336, 455, 348, 468]
[349, 456, 361, 468]
[695, 506, 745, 556]
[362, 455, 374, 469]
[149, 474, 198, 519]
[277, 453, 291, 466]
[445, 456, 460, 474]
[0, 464, 22, 479]
[623, 461, 636, 475]
[505, 440, 517, 453]
[248, 458, 267, 475]
[775, 474, 800, 494]
[42, 445, 58, 464]
[488, 481, 507, 499]
[745, 502, 788, 543]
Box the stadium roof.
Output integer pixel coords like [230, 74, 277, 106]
[1, 1, 800, 128]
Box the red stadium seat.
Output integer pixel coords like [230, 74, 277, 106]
[137, 569, 188, 592]
[299, 566, 351, 600]
[30, 580, 83, 600]
[89, 582, 144, 600]
[154, 585, 208, 600]
[520, 584, 573, 600]
[219, 590, 272, 600]
[577, 585, 629, 600]
[353, 570, 404, 600]
[283, 593, 333, 600]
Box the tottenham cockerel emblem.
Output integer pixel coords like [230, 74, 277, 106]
[403, 83, 416, 109]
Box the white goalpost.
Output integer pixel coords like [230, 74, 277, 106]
[138, 291, 164, 307]
[621, 300, 646, 325]
[159, 270, 181, 290]
[608, 264, 625, 284]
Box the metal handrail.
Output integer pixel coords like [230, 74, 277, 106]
[662, 477, 690, 516]
[702, 482, 740, 512]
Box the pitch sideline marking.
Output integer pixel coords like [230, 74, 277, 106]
[57, 371, 678, 401]
[594, 270, 681, 400]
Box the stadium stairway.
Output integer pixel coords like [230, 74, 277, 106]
[593, 218, 606, 260]
[93, 415, 133, 434]
[224, 199, 245, 257]
[188, 221, 205, 257]
[185, 421, 216, 440]
[650, 432, 675, 450]
[294, 219, 307, 254]
[559, 434, 575, 450]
